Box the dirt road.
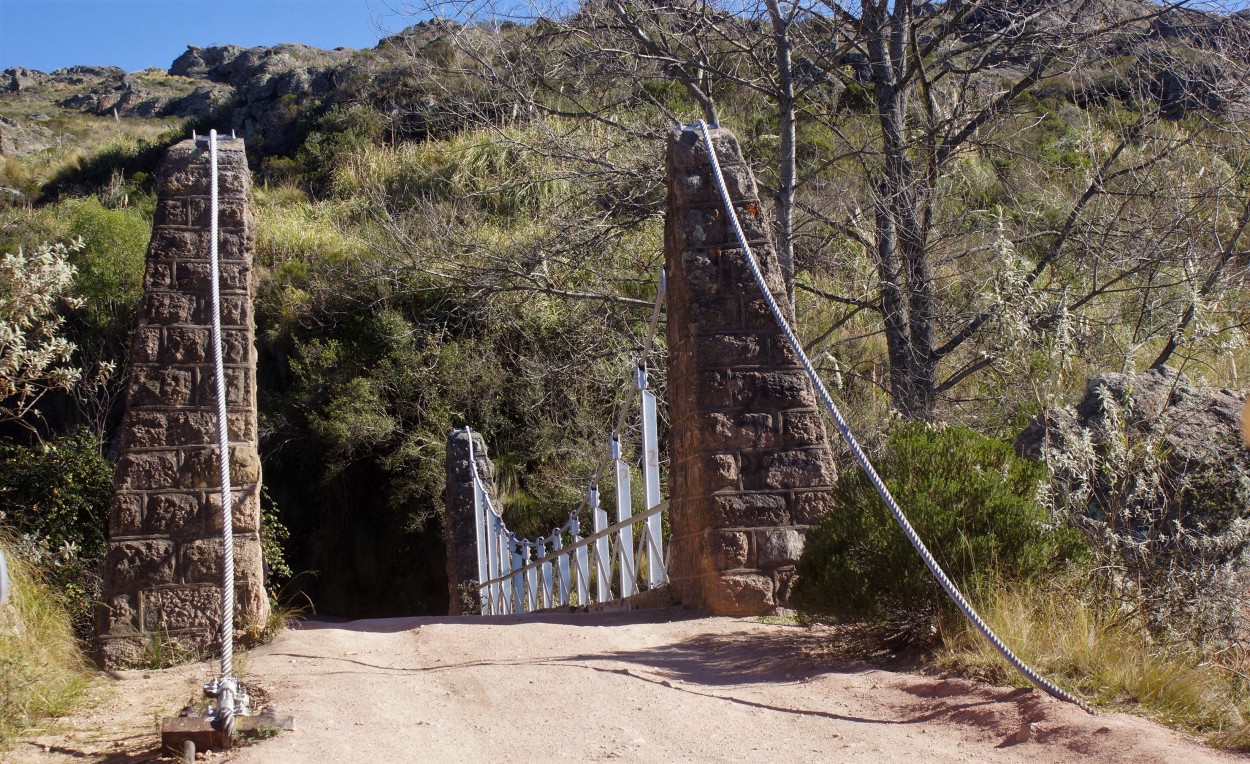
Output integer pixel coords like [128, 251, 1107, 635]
[8, 607, 1244, 763]
[224, 608, 1237, 763]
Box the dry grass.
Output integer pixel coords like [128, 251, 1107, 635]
[935, 577, 1250, 748]
[0, 539, 94, 746]
[0, 113, 182, 196]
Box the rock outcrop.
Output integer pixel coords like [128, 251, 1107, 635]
[1016, 366, 1250, 639]
[0, 115, 53, 156]
[4, 66, 46, 92]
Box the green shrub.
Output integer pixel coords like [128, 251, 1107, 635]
[0, 431, 112, 639]
[64, 197, 149, 335]
[795, 423, 1086, 625]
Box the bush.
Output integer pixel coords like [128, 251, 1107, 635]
[0, 431, 112, 640]
[795, 423, 1086, 626]
[64, 197, 149, 336]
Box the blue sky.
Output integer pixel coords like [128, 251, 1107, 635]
[2, 1, 1249, 74]
[0, 0, 410, 72]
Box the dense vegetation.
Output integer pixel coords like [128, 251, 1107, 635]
[795, 424, 1087, 625]
[1, 0, 1250, 743]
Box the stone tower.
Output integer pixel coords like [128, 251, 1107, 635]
[664, 127, 838, 615]
[97, 137, 268, 667]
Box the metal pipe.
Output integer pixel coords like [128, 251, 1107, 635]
[611, 434, 637, 597]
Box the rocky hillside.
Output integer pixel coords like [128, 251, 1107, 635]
[0, 20, 499, 181]
[2, 4, 1248, 180]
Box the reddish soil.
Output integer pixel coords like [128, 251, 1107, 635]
[9, 608, 1246, 763]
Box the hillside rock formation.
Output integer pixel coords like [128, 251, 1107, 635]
[1015, 366, 1250, 639]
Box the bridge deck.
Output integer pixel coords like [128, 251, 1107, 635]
[222, 608, 1224, 763]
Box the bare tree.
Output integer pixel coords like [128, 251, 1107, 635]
[384, 0, 1250, 420]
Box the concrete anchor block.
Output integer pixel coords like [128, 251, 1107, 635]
[161, 706, 295, 755]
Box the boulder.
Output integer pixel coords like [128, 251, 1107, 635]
[166, 85, 234, 119]
[4, 66, 46, 92]
[1015, 366, 1250, 640]
[0, 116, 54, 157]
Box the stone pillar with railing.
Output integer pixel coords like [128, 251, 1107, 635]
[97, 138, 268, 667]
[444, 428, 499, 615]
[664, 126, 838, 615]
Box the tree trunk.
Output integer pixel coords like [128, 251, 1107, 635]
[766, 0, 797, 307]
[867, 0, 936, 420]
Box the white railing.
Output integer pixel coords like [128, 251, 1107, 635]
[467, 270, 668, 615]
[466, 376, 668, 615]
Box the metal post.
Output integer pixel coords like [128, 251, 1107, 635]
[637, 364, 665, 587]
[510, 533, 524, 614]
[524, 542, 538, 612]
[554, 529, 570, 606]
[485, 513, 500, 615]
[500, 531, 514, 614]
[591, 485, 610, 603]
[537, 536, 551, 610]
[611, 433, 637, 597]
[571, 516, 589, 606]
[468, 429, 489, 615]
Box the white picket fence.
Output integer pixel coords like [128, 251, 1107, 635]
[468, 369, 668, 614]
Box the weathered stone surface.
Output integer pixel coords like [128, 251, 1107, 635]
[709, 493, 789, 527]
[146, 493, 201, 536]
[98, 636, 146, 668]
[792, 491, 835, 524]
[145, 291, 196, 324]
[127, 367, 193, 407]
[141, 586, 221, 632]
[111, 493, 145, 536]
[709, 531, 749, 569]
[782, 410, 827, 448]
[756, 449, 837, 489]
[179, 445, 261, 489]
[205, 491, 262, 534]
[707, 453, 740, 491]
[701, 573, 775, 615]
[107, 540, 176, 587]
[756, 528, 804, 567]
[115, 451, 179, 491]
[99, 138, 267, 667]
[665, 127, 837, 615]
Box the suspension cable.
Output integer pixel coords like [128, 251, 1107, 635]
[687, 119, 1093, 714]
[207, 129, 238, 736]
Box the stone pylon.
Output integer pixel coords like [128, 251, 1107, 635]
[444, 428, 499, 615]
[665, 127, 838, 615]
[97, 137, 268, 667]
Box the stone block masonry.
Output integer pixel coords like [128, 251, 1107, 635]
[444, 429, 500, 615]
[665, 127, 838, 615]
[98, 138, 268, 668]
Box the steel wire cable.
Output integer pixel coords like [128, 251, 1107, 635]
[688, 119, 1093, 714]
[207, 130, 237, 735]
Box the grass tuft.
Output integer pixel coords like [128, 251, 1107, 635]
[0, 538, 93, 745]
[935, 577, 1250, 747]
